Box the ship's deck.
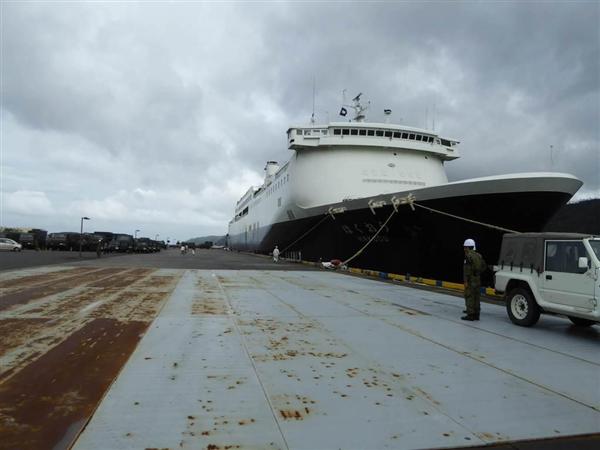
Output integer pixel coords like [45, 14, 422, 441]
[0, 252, 598, 450]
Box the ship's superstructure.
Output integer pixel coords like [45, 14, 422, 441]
[228, 94, 582, 282]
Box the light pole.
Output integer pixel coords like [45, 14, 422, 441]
[79, 217, 90, 257]
[135, 229, 140, 239]
[155, 234, 159, 240]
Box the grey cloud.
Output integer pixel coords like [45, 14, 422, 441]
[1, 1, 598, 240]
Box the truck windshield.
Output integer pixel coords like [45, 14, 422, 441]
[589, 240, 600, 260]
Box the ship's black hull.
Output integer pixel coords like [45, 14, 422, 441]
[230, 190, 572, 284]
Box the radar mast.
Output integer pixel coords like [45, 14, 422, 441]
[339, 92, 370, 122]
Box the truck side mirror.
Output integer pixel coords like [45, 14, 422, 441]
[578, 257, 589, 271]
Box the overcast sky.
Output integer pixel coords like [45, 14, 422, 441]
[1, 1, 598, 243]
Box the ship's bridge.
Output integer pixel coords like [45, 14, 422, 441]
[287, 123, 460, 161]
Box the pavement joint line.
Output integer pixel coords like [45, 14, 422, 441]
[212, 271, 291, 450]
[361, 299, 600, 412]
[284, 270, 600, 412]
[71, 268, 189, 449]
[328, 277, 600, 367]
[262, 270, 489, 444]
[302, 270, 600, 367]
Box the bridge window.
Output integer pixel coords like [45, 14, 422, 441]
[409, 133, 415, 140]
[359, 129, 366, 136]
[393, 132, 400, 138]
[416, 135, 422, 141]
[376, 130, 384, 137]
[342, 129, 350, 135]
[402, 132, 408, 139]
[351, 129, 358, 135]
[334, 129, 341, 135]
[367, 130, 375, 136]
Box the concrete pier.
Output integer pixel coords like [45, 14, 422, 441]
[0, 251, 598, 450]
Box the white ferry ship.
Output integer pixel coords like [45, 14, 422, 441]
[228, 94, 582, 282]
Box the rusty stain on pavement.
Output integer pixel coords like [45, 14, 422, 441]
[0, 266, 181, 450]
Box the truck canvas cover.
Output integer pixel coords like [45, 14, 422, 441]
[497, 232, 593, 274]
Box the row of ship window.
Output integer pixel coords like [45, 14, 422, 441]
[235, 172, 290, 218]
[293, 127, 447, 145]
[333, 128, 436, 143]
[262, 173, 290, 197]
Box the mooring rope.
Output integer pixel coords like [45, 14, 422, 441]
[342, 207, 398, 266]
[280, 213, 331, 255]
[282, 193, 521, 267]
[411, 202, 522, 234]
[339, 194, 521, 267]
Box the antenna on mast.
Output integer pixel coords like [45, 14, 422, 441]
[311, 76, 316, 124]
[339, 92, 369, 122]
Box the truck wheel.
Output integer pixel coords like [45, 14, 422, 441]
[568, 316, 597, 327]
[506, 288, 540, 327]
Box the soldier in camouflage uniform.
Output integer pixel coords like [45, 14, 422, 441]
[462, 238, 486, 321]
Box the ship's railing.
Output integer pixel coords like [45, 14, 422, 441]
[283, 250, 302, 262]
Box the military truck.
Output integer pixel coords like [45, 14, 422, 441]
[135, 237, 152, 253]
[19, 229, 47, 249]
[47, 232, 81, 251]
[108, 234, 135, 253]
[92, 232, 114, 252]
[494, 233, 599, 327]
[0, 227, 47, 249]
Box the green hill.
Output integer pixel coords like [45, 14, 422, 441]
[543, 198, 600, 234]
[184, 235, 227, 246]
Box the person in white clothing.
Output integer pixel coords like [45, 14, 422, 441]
[272, 245, 280, 262]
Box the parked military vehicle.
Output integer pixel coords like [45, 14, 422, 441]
[91, 232, 114, 251]
[494, 232, 599, 327]
[135, 238, 152, 253]
[81, 233, 103, 251]
[19, 229, 47, 249]
[47, 232, 81, 251]
[0, 227, 47, 249]
[108, 234, 135, 253]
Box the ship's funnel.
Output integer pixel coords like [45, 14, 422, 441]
[265, 161, 280, 178]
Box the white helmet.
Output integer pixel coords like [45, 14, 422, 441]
[463, 238, 476, 249]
